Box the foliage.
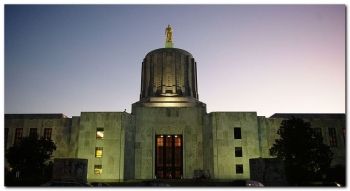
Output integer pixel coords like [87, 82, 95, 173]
[269, 117, 333, 185]
[5, 136, 56, 185]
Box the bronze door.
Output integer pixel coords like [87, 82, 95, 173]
[155, 135, 183, 179]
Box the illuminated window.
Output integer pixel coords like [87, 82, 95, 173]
[328, 128, 337, 147]
[14, 128, 23, 144]
[235, 147, 242, 157]
[236, 164, 243, 174]
[94, 165, 102, 174]
[175, 135, 181, 147]
[95, 147, 103, 158]
[234, 127, 241, 139]
[157, 136, 164, 146]
[29, 128, 38, 137]
[44, 128, 52, 140]
[96, 128, 104, 139]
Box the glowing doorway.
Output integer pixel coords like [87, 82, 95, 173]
[155, 135, 183, 179]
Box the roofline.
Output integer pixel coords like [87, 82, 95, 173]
[5, 113, 69, 119]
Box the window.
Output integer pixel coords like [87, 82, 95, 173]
[328, 128, 337, 147]
[14, 128, 23, 144]
[44, 128, 52, 140]
[236, 164, 243, 174]
[234, 127, 241, 139]
[96, 128, 104, 139]
[235, 147, 243, 157]
[29, 128, 38, 137]
[312, 128, 322, 138]
[95, 147, 103, 158]
[94, 165, 102, 174]
[5, 128, 9, 147]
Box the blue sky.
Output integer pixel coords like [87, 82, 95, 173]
[5, 5, 345, 117]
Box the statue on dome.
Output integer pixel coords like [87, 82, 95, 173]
[165, 24, 173, 43]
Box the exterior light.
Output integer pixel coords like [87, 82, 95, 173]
[167, 135, 171, 138]
[174, 135, 178, 138]
[160, 135, 163, 138]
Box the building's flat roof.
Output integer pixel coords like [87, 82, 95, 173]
[5, 113, 68, 119]
[269, 113, 345, 119]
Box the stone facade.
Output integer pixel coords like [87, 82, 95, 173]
[5, 114, 74, 158]
[5, 47, 345, 183]
[75, 112, 132, 182]
[52, 158, 88, 183]
[132, 105, 207, 179]
[210, 112, 261, 179]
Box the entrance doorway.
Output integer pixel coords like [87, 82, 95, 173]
[155, 134, 183, 179]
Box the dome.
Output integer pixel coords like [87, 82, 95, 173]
[139, 48, 199, 100]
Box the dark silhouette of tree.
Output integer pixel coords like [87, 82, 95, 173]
[5, 135, 56, 186]
[326, 164, 345, 186]
[270, 117, 333, 185]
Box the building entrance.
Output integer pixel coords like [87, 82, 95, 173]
[155, 134, 183, 179]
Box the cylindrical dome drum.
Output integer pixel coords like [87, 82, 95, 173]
[139, 48, 199, 100]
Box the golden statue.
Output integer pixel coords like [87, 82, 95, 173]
[165, 24, 173, 42]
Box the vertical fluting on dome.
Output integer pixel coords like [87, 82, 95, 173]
[139, 48, 199, 100]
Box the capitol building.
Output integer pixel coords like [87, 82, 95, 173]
[5, 26, 345, 185]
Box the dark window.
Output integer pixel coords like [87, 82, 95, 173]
[234, 128, 241, 139]
[328, 128, 337, 147]
[14, 128, 23, 144]
[5, 128, 9, 147]
[29, 128, 38, 137]
[236, 164, 243, 174]
[235, 147, 243, 157]
[44, 128, 52, 140]
[312, 128, 322, 138]
[96, 128, 104, 139]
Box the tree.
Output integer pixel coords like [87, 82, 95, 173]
[269, 117, 333, 185]
[5, 135, 56, 186]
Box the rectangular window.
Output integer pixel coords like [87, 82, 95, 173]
[234, 127, 241, 139]
[5, 128, 9, 147]
[14, 128, 23, 144]
[95, 147, 103, 158]
[235, 147, 243, 157]
[29, 128, 38, 137]
[236, 164, 243, 174]
[96, 128, 104, 139]
[94, 165, 102, 174]
[312, 128, 322, 138]
[328, 128, 337, 147]
[44, 128, 52, 140]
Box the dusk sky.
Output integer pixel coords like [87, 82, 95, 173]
[5, 5, 345, 117]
